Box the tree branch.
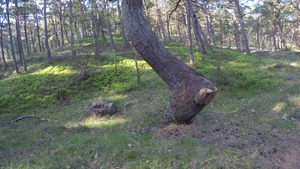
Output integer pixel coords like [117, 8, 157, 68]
[11, 115, 58, 123]
[167, 0, 182, 22]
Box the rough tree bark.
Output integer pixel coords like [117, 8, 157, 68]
[6, 0, 19, 73]
[44, 0, 51, 60]
[122, 0, 217, 124]
[97, 14, 108, 47]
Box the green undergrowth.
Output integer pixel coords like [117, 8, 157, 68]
[0, 38, 299, 168]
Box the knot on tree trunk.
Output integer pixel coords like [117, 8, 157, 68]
[89, 100, 118, 115]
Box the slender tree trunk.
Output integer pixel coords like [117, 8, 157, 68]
[204, 1, 212, 43]
[176, 13, 182, 43]
[234, 22, 241, 52]
[117, 0, 131, 48]
[155, 0, 166, 42]
[0, 24, 6, 66]
[104, 5, 115, 48]
[97, 14, 108, 47]
[50, 11, 60, 47]
[35, 14, 42, 52]
[133, 49, 140, 83]
[59, 0, 65, 46]
[44, 0, 51, 60]
[272, 26, 277, 51]
[78, 0, 88, 38]
[275, 1, 286, 50]
[5, 45, 10, 59]
[189, 3, 212, 51]
[185, 0, 194, 64]
[29, 23, 37, 53]
[74, 22, 81, 46]
[6, 0, 19, 73]
[15, 0, 27, 71]
[189, 4, 205, 54]
[90, 0, 99, 59]
[69, 0, 76, 57]
[23, 15, 30, 55]
[234, 0, 250, 55]
[256, 17, 260, 50]
[122, 0, 217, 124]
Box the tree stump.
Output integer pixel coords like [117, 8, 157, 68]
[89, 100, 118, 115]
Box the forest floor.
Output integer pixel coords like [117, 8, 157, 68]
[0, 38, 299, 168]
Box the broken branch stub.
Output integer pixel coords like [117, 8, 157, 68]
[193, 87, 217, 106]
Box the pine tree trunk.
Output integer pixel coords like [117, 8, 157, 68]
[35, 14, 42, 52]
[122, 0, 217, 124]
[74, 22, 81, 46]
[185, 0, 194, 64]
[234, 22, 241, 52]
[234, 0, 250, 55]
[23, 15, 30, 55]
[15, 0, 27, 71]
[256, 18, 260, 50]
[90, 0, 99, 59]
[204, 1, 212, 43]
[6, 0, 19, 73]
[50, 12, 60, 47]
[97, 14, 108, 47]
[44, 0, 51, 60]
[69, 0, 76, 57]
[155, 0, 166, 41]
[104, 5, 115, 48]
[189, 4, 212, 51]
[0, 23, 6, 66]
[59, 0, 65, 46]
[117, 0, 131, 48]
[176, 13, 182, 43]
[29, 24, 37, 53]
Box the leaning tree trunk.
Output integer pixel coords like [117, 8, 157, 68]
[122, 0, 217, 124]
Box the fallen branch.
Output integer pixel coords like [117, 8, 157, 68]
[11, 115, 58, 123]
